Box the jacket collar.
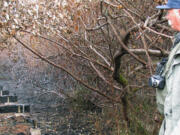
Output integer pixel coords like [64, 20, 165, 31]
[172, 32, 180, 48]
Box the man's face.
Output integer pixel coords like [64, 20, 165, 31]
[166, 9, 180, 31]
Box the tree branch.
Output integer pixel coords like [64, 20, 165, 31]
[130, 48, 169, 57]
[14, 36, 118, 103]
[107, 17, 147, 65]
[22, 30, 112, 71]
[90, 62, 122, 91]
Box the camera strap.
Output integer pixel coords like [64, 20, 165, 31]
[163, 41, 180, 76]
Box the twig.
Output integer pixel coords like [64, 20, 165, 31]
[21, 30, 73, 54]
[144, 26, 173, 39]
[141, 35, 153, 75]
[86, 23, 108, 31]
[89, 45, 111, 67]
[116, 0, 144, 21]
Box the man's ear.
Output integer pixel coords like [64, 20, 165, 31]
[174, 9, 180, 17]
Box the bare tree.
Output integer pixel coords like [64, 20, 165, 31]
[0, 0, 174, 134]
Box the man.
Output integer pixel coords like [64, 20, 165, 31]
[156, 0, 180, 135]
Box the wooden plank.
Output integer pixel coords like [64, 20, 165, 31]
[0, 96, 18, 103]
[0, 104, 30, 113]
[0, 90, 9, 96]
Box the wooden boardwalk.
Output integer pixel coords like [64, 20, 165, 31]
[0, 89, 41, 135]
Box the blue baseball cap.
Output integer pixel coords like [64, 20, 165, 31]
[156, 0, 180, 9]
